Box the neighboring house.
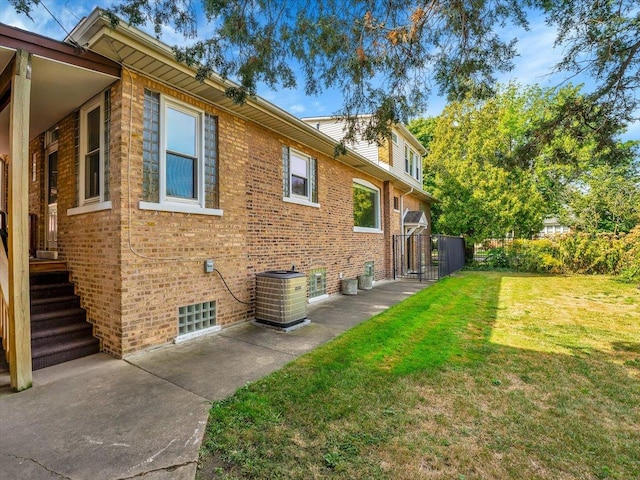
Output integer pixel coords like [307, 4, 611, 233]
[538, 217, 571, 237]
[302, 116, 430, 236]
[0, 9, 435, 388]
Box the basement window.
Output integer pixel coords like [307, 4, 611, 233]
[176, 300, 220, 342]
[308, 268, 327, 301]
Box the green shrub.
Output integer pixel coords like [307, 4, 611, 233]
[557, 233, 625, 275]
[485, 247, 510, 268]
[470, 226, 640, 280]
[508, 239, 563, 273]
[617, 226, 640, 283]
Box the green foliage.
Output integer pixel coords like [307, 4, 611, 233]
[420, 84, 552, 243]
[533, 0, 640, 123]
[12, 1, 640, 145]
[557, 233, 625, 275]
[98, 0, 535, 144]
[617, 226, 640, 283]
[563, 163, 640, 235]
[471, 229, 640, 279]
[412, 82, 638, 243]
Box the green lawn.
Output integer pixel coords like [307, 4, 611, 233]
[197, 272, 640, 479]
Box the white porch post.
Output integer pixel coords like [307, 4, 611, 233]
[8, 49, 33, 391]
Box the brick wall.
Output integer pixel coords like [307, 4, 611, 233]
[26, 68, 432, 358]
[28, 135, 45, 252]
[54, 91, 123, 357]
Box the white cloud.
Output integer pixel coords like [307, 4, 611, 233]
[288, 104, 305, 114]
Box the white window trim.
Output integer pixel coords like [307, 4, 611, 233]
[283, 196, 320, 208]
[308, 293, 329, 303]
[79, 95, 105, 206]
[174, 325, 221, 343]
[404, 144, 421, 182]
[286, 148, 316, 205]
[354, 226, 384, 234]
[68, 201, 112, 216]
[391, 131, 398, 145]
[353, 178, 383, 234]
[158, 96, 207, 211]
[139, 201, 223, 216]
[413, 150, 422, 181]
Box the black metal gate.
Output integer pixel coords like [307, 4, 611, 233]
[393, 234, 466, 282]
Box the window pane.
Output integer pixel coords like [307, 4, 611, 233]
[87, 107, 100, 152]
[48, 151, 58, 204]
[167, 107, 196, 156]
[353, 184, 378, 228]
[291, 175, 308, 196]
[85, 151, 100, 199]
[167, 152, 196, 199]
[291, 154, 308, 178]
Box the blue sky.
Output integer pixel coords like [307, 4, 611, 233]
[3, 1, 638, 140]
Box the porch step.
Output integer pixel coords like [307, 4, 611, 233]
[31, 337, 100, 372]
[29, 270, 70, 286]
[31, 295, 80, 315]
[29, 270, 100, 371]
[30, 282, 76, 300]
[31, 322, 94, 349]
[30, 307, 87, 330]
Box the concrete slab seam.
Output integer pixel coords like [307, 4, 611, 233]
[122, 360, 211, 403]
[217, 333, 301, 357]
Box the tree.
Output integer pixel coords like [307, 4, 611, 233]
[534, 0, 640, 123]
[416, 84, 548, 242]
[9, 0, 528, 144]
[11, 1, 639, 148]
[411, 83, 638, 242]
[562, 163, 640, 235]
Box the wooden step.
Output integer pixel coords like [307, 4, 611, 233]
[31, 307, 87, 331]
[31, 322, 94, 349]
[31, 295, 80, 315]
[29, 270, 70, 286]
[31, 337, 100, 371]
[30, 282, 76, 300]
[29, 260, 68, 274]
[28, 266, 101, 370]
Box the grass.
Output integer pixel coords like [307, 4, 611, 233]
[197, 272, 640, 479]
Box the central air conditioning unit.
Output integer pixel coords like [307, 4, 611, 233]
[255, 270, 308, 329]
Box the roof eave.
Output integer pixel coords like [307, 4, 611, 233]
[69, 9, 436, 201]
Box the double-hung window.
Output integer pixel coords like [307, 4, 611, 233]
[68, 90, 111, 215]
[282, 146, 319, 207]
[165, 105, 198, 200]
[353, 179, 382, 233]
[404, 143, 421, 181]
[141, 90, 220, 215]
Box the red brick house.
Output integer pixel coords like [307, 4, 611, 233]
[0, 9, 434, 390]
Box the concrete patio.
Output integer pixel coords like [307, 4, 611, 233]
[0, 279, 431, 479]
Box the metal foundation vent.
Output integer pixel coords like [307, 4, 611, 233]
[255, 270, 307, 328]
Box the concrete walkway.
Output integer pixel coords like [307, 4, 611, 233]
[0, 279, 430, 479]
